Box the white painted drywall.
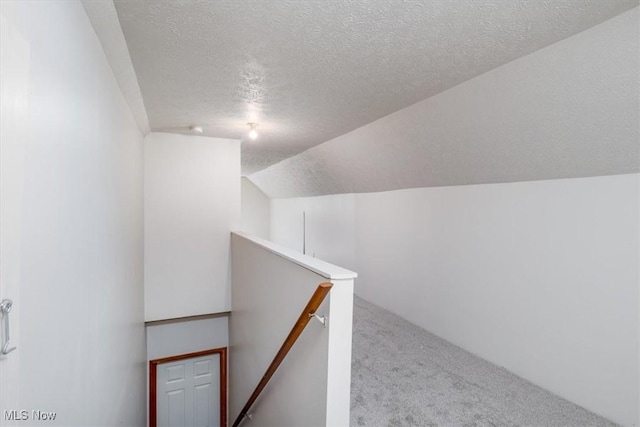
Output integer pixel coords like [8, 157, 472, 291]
[229, 233, 355, 426]
[270, 194, 356, 270]
[270, 174, 639, 426]
[0, 1, 145, 425]
[0, 2, 29, 416]
[251, 8, 639, 197]
[269, 198, 306, 253]
[146, 317, 229, 362]
[144, 132, 240, 321]
[81, 0, 150, 135]
[241, 177, 270, 240]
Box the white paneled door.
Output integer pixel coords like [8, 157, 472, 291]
[152, 348, 227, 427]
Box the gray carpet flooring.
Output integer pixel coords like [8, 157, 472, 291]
[350, 296, 617, 427]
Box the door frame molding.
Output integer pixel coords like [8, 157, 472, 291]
[150, 347, 227, 427]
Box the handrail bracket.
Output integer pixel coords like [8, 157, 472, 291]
[309, 312, 326, 327]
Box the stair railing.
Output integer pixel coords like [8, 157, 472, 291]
[232, 282, 333, 427]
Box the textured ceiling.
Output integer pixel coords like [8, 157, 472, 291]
[115, 0, 637, 175]
[250, 8, 639, 198]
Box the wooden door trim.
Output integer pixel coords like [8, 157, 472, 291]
[150, 347, 227, 427]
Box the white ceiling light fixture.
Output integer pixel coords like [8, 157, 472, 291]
[247, 123, 259, 140]
[189, 125, 203, 134]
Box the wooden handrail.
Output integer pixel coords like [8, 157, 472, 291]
[232, 282, 333, 427]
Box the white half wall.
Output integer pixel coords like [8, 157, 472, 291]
[270, 174, 640, 426]
[144, 132, 240, 321]
[0, 1, 145, 425]
[241, 177, 270, 240]
[230, 233, 356, 426]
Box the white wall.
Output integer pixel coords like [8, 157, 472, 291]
[270, 194, 355, 269]
[80, 0, 150, 135]
[146, 317, 229, 362]
[241, 177, 270, 240]
[0, 1, 145, 425]
[270, 174, 640, 426]
[230, 233, 355, 426]
[144, 132, 240, 321]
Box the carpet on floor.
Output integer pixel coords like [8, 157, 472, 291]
[350, 296, 617, 427]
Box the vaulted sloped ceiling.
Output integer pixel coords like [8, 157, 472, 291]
[114, 0, 638, 180]
[250, 8, 639, 198]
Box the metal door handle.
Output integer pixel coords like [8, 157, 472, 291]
[0, 299, 16, 355]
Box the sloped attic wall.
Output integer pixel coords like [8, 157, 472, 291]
[250, 7, 639, 198]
